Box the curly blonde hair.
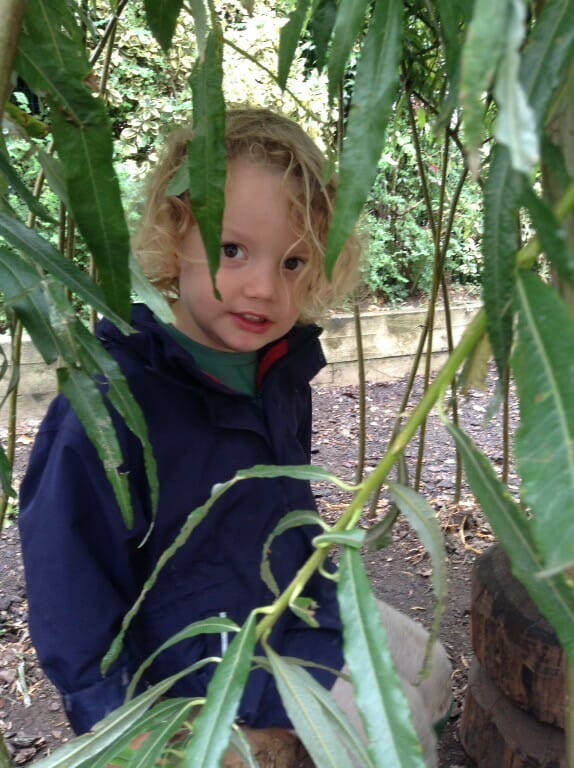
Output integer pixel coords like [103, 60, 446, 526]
[133, 107, 362, 324]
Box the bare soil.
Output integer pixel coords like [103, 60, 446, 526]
[0, 372, 515, 766]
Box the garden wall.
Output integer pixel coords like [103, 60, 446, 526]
[0, 302, 481, 426]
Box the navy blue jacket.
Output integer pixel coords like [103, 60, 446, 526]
[19, 304, 344, 734]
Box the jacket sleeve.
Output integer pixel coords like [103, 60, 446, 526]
[18, 397, 148, 734]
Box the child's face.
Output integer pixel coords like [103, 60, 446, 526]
[172, 157, 309, 353]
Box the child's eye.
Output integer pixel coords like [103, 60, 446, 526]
[283, 256, 307, 273]
[221, 243, 246, 262]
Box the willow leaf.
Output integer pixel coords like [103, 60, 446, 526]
[325, 0, 402, 277]
[493, 0, 538, 174]
[17, 0, 131, 319]
[278, 0, 311, 90]
[0, 149, 55, 223]
[72, 322, 159, 523]
[388, 483, 447, 675]
[124, 700, 196, 768]
[522, 183, 574, 286]
[260, 510, 326, 596]
[460, 0, 511, 164]
[482, 145, 522, 378]
[445, 419, 574, 659]
[227, 728, 258, 768]
[0, 247, 60, 363]
[89, 699, 195, 768]
[189, 30, 227, 287]
[31, 674, 201, 768]
[513, 272, 574, 575]
[0, 212, 131, 336]
[327, 0, 370, 100]
[188, 0, 208, 57]
[0, 442, 14, 500]
[338, 548, 425, 767]
[482, 0, 574, 378]
[58, 366, 133, 527]
[309, 0, 337, 73]
[233, 462, 358, 490]
[143, 0, 183, 52]
[127, 616, 239, 699]
[267, 648, 355, 768]
[182, 614, 257, 768]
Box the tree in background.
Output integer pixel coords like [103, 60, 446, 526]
[2, 1, 574, 766]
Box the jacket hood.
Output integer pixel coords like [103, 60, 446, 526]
[95, 303, 327, 390]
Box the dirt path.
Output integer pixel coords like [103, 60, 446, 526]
[0, 374, 514, 766]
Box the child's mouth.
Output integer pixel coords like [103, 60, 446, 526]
[232, 312, 272, 332]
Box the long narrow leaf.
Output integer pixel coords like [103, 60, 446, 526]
[0, 148, 55, 223]
[31, 673, 200, 768]
[325, 0, 402, 277]
[338, 547, 425, 767]
[182, 613, 257, 768]
[0, 213, 132, 334]
[513, 272, 574, 575]
[278, 0, 311, 90]
[327, 0, 373, 101]
[143, 0, 183, 53]
[444, 418, 574, 659]
[266, 647, 355, 768]
[188, 29, 227, 287]
[127, 616, 239, 699]
[388, 483, 448, 676]
[481, 0, 574, 377]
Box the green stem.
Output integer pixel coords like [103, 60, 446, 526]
[256, 309, 488, 641]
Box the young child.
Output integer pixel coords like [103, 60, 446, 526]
[18, 108, 451, 765]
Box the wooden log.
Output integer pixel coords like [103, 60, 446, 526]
[471, 544, 565, 727]
[459, 658, 566, 768]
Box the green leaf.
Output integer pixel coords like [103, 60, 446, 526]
[482, 145, 522, 378]
[260, 510, 326, 596]
[0, 214, 132, 336]
[308, 0, 338, 73]
[143, 0, 183, 53]
[226, 727, 258, 768]
[444, 418, 574, 660]
[327, 0, 371, 101]
[182, 613, 257, 768]
[0, 441, 15, 500]
[129, 252, 175, 324]
[72, 322, 160, 526]
[325, 0, 402, 277]
[481, 0, 574, 377]
[188, 0, 208, 58]
[89, 699, 195, 768]
[460, 0, 511, 166]
[122, 700, 196, 768]
[0, 247, 60, 364]
[58, 365, 133, 527]
[513, 272, 574, 574]
[278, 0, 311, 90]
[493, 0, 539, 174]
[16, 0, 131, 320]
[338, 547, 425, 767]
[0, 148, 55, 223]
[30, 673, 199, 768]
[127, 616, 239, 699]
[266, 647, 356, 768]
[387, 483, 448, 675]
[234, 463, 358, 490]
[312, 529, 365, 549]
[189, 30, 227, 289]
[522, 183, 574, 287]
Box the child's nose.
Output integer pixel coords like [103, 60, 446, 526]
[243, 262, 278, 299]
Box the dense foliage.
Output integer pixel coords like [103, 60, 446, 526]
[2, 0, 574, 766]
